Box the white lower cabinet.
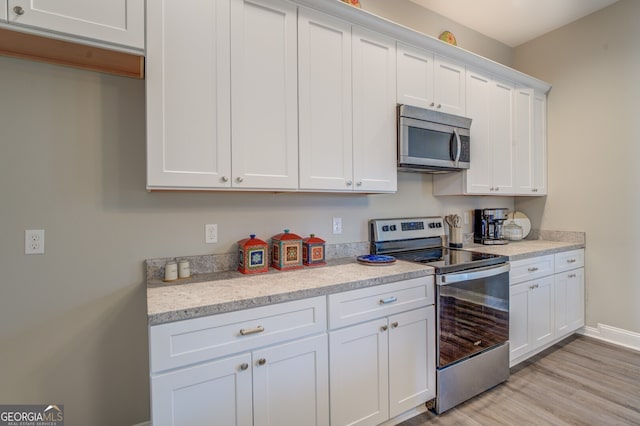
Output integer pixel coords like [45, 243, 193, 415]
[149, 297, 328, 426]
[509, 249, 585, 366]
[328, 278, 436, 426]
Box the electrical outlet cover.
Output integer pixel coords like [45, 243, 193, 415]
[25, 229, 45, 254]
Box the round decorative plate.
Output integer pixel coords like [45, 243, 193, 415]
[341, 0, 361, 7]
[512, 211, 531, 239]
[439, 30, 457, 46]
[357, 254, 396, 265]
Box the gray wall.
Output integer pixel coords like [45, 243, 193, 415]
[512, 0, 640, 335]
[0, 2, 513, 424]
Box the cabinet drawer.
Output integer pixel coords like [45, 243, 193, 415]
[509, 254, 554, 285]
[328, 277, 434, 330]
[554, 249, 584, 273]
[150, 296, 327, 373]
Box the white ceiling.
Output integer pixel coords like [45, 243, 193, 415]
[408, 0, 620, 47]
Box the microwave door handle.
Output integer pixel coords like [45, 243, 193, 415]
[453, 128, 461, 164]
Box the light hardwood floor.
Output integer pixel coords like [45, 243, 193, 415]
[400, 335, 640, 425]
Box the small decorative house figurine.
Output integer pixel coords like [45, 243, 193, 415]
[303, 234, 326, 266]
[271, 229, 303, 271]
[237, 234, 269, 274]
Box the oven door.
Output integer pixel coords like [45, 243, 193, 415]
[435, 263, 510, 368]
[398, 116, 470, 171]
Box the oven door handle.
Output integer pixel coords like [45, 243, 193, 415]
[437, 263, 510, 285]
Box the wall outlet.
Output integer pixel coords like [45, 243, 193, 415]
[205, 224, 218, 244]
[332, 217, 343, 235]
[25, 229, 45, 254]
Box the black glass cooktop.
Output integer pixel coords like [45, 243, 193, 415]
[393, 247, 507, 274]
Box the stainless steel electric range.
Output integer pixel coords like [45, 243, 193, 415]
[369, 217, 510, 414]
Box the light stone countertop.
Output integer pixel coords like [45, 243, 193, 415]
[462, 239, 584, 261]
[147, 259, 434, 326]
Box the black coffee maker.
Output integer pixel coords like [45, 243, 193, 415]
[474, 208, 509, 245]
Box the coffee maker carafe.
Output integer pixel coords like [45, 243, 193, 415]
[474, 208, 509, 245]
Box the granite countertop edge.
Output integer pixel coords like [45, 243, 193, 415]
[463, 240, 585, 261]
[147, 260, 434, 326]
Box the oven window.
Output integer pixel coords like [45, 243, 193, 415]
[437, 271, 509, 368]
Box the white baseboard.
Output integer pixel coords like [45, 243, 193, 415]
[131, 422, 150, 426]
[579, 323, 640, 352]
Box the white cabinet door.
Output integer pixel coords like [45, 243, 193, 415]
[463, 71, 492, 194]
[433, 56, 466, 116]
[151, 353, 253, 426]
[7, 0, 144, 49]
[514, 87, 534, 194]
[146, 0, 232, 190]
[531, 92, 548, 194]
[396, 43, 435, 109]
[388, 306, 436, 418]
[298, 7, 353, 191]
[253, 334, 329, 426]
[555, 268, 585, 337]
[529, 276, 555, 349]
[231, 0, 298, 190]
[1, 2, 7, 22]
[515, 88, 547, 195]
[509, 276, 554, 363]
[352, 26, 397, 193]
[490, 78, 515, 194]
[509, 281, 531, 361]
[330, 318, 389, 426]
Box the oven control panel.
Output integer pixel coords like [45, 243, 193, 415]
[369, 217, 445, 242]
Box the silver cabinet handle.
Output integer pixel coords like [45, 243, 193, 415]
[437, 104, 442, 108]
[495, 187, 500, 192]
[529, 283, 539, 290]
[239, 363, 249, 371]
[13, 6, 25, 15]
[236, 176, 244, 183]
[239, 325, 264, 336]
[430, 102, 435, 107]
[567, 259, 576, 263]
[346, 180, 352, 186]
[391, 321, 399, 328]
[568, 273, 577, 278]
[257, 358, 266, 366]
[528, 267, 539, 272]
[380, 325, 388, 332]
[356, 181, 362, 186]
[379, 296, 397, 305]
[221, 176, 229, 183]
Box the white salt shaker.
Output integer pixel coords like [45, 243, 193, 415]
[164, 262, 178, 281]
[178, 260, 191, 278]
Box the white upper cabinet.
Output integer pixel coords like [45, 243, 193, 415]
[6, 0, 144, 50]
[1, 3, 7, 22]
[352, 26, 397, 192]
[230, 0, 299, 190]
[514, 88, 547, 195]
[147, 0, 232, 190]
[298, 8, 353, 191]
[434, 70, 515, 195]
[397, 43, 465, 116]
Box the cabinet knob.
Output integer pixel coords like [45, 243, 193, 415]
[13, 6, 25, 15]
[346, 180, 352, 186]
[356, 181, 362, 186]
[239, 363, 249, 371]
[380, 325, 388, 332]
[391, 321, 399, 328]
[568, 273, 577, 278]
[495, 187, 500, 192]
[221, 176, 229, 183]
[430, 102, 435, 107]
[257, 358, 266, 366]
[437, 104, 442, 109]
[236, 176, 244, 183]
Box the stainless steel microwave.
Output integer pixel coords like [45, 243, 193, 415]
[397, 104, 472, 173]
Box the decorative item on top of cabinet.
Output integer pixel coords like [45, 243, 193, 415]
[340, 0, 361, 7]
[238, 234, 269, 274]
[303, 234, 326, 266]
[438, 31, 457, 46]
[271, 229, 303, 271]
